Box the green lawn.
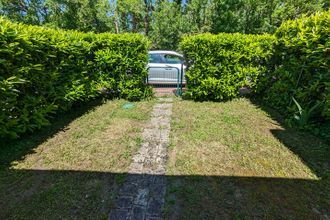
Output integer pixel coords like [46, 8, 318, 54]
[0, 99, 154, 220]
[0, 97, 329, 219]
[166, 98, 329, 219]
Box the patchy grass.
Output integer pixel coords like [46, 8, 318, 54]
[0, 99, 154, 220]
[166, 98, 329, 219]
[1, 97, 328, 219]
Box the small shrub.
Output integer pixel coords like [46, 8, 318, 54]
[288, 97, 321, 129]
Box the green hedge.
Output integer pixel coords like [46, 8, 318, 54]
[179, 11, 329, 138]
[259, 11, 329, 134]
[0, 18, 151, 139]
[180, 33, 275, 101]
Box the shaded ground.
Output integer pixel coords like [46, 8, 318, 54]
[2, 170, 329, 220]
[0, 99, 154, 220]
[166, 98, 329, 219]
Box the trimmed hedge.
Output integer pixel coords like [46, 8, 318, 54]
[259, 10, 329, 135]
[180, 10, 329, 138]
[180, 33, 275, 101]
[0, 18, 151, 139]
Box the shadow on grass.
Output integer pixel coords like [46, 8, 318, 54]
[271, 129, 330, 178]
[249, 98, 330, 179]
[0, 169, 329, 219]
[0, 98, 104, 170]
[1, 97, 329, 219]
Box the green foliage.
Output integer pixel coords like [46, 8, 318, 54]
[116, 0, 146, 33]
[259, 10, 330, 138]
[0, 0, 115, 32]
[2, 0, 326, 49]
[149, 1, 190, 50]
[0, 0, 47, 25]
[289, 97, 321, 129]
[0, 17, 151, 139]
[180, 33, 275, 101]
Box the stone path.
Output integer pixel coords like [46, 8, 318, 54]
[108, 97, 173, 220]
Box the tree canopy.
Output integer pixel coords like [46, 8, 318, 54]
[0, 0, 328, 49]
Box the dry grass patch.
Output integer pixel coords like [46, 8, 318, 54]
[0, 99, 154, 220]
[166, 98, 329, 219]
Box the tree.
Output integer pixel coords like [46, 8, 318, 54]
[116, 0, 145, 33]
[149, 1, 191, 50]
[45, 0, 113, 32]
[0, 0, 49, 25]
[210, 0, 243, 33]
[0, 0, 327, 48]
[183, 0, 213, 33]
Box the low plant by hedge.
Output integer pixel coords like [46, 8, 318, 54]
[259, 10, 329, 137]
[0, 18, 151, 139]
[180, 33, 275, 101]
